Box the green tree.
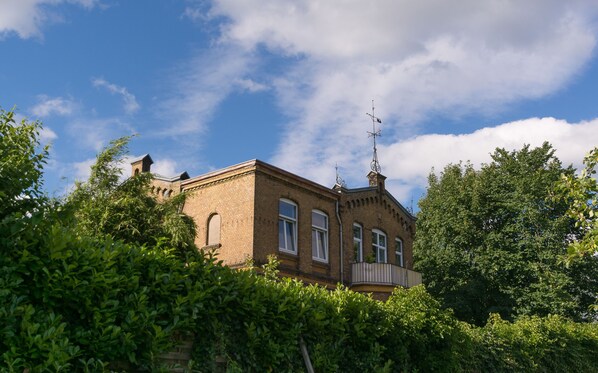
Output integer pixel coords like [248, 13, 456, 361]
[414, 143, 597, 324]
[556, 147, 598, 261]
[0, 108, 47, 220]
[66, 136, 197, 255]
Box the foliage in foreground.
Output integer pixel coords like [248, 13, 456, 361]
[0, 216, 226, 371]
[193, 265, 598, 373]
[1, 108, 597, 372]
[3, 220, 597, 372]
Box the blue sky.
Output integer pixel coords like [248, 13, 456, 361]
[2, 1, 598, 207]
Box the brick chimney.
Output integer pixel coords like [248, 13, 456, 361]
[130, 154, 153, 176]
[367, 170, 386, 192]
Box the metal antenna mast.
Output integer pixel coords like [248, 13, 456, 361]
[366, 100, 382, 173]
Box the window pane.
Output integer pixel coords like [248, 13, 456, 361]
[353, 225, 362, 262]
[286, 221, 295, 251]
[372, 232, 378, 245]
[353, 225, 361, 239]
[379, 234, 386, 247]
[280, 218, 296, 252]
[378, 247, 387, 263]
[396, 252, 403, 266]
[312, 211, 327, 228]
[312, 229, 327, 261]
[395, 239, 403, 266]
[318, 231, 327, 260]
[279, 200, 296, 219]
[279, 220, 286, 249]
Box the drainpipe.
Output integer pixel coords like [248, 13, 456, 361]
[335, 200, 344, 284]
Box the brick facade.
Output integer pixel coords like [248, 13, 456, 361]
[133, 157, 421, 297]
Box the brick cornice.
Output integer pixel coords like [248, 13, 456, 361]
[182, 169, 255, 192]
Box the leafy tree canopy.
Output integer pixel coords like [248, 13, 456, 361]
[0, 108, 47, 221]
[65, 136, 197, 256]
[555, 147, 598, 261]
[414, 143, 598, 325]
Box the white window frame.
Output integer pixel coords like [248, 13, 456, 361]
[278, 199, 297, 254]
[311, 210, 328, 262]
[395, 238, 404, 267]
[372, 229, 387, 263]
[353, 223, 363, 262]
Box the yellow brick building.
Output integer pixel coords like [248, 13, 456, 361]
[131, 155, 421, 299]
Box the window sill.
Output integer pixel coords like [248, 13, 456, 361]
[279, 248, 298, 256]
[202, 243, 221, 250]
[312, 258, 329, 266]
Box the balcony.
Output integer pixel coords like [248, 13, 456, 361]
[351, 262, 422, 288]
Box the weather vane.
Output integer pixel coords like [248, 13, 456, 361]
[366, 100, 382, 173]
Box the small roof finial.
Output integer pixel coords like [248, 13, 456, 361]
[335, 163, 347, 188]
[366, 100, 382, 173]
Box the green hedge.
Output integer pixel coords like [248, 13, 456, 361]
[0, 210, 230, 371]
[187, 259, 598, 373]
[2, 211, 597, 372]
[464, 314, 598, 372]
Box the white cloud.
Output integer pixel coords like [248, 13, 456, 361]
[182, 6, 206, 23]
[12, 111, 59, 143]
[382, 117, 598, 200]
[158, 46, 255, 136]
[0, 0, 99, 39]
[152, 159, 179, 177]
[191, 0, 598, 201]
[73, 157, 96, 182]
[67, 117, 135, 151]
[30, 95, 75, 117]
[235, 78, 268, 93]
[39, 127, 58, 143]
[92, 78, 140, 114]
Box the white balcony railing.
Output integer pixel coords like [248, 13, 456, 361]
[351, 262, 422, 288]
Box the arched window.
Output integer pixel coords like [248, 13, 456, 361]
[372, 229, 387, 263]
[353, 223, 363, 262]
[207, 213, 221, 246]
[279, 199, 297, 253]
[312, 210, 328, 262]
[395, 238, 404, 267]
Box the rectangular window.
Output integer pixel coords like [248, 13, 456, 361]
[279, 199, 297, 254]
[353, 223, 363, 262]
[395, 238, 404, 267]
[372, 230, 387, 263]
[312, 210, 328, 262]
